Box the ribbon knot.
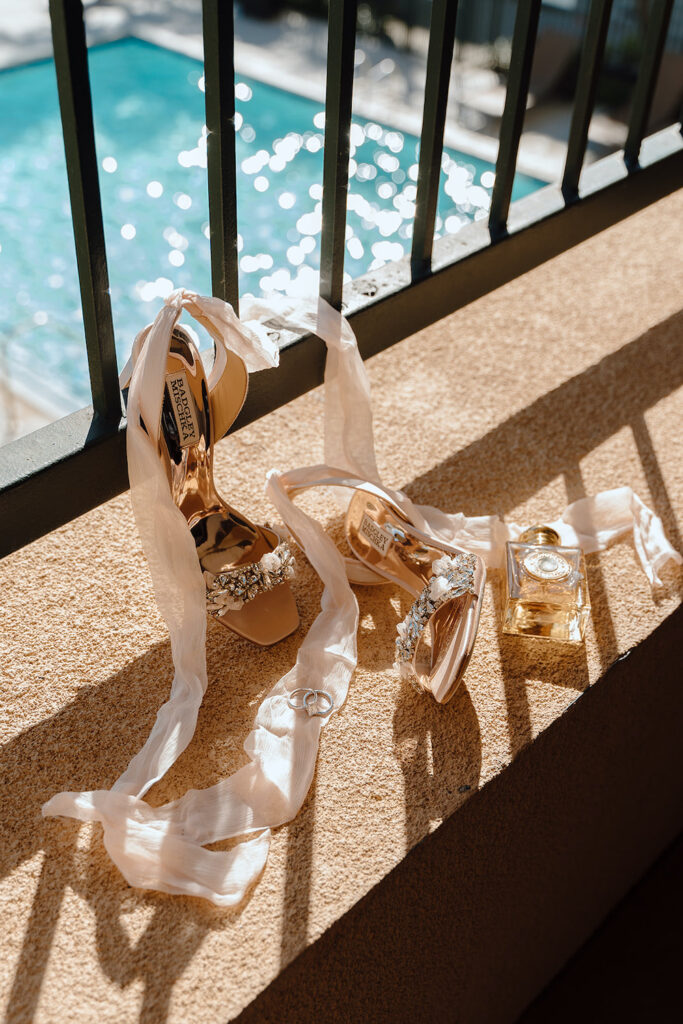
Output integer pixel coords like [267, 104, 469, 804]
[164, 286, 197, 312]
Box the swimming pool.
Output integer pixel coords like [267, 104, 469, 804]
[0, 38, 543, 412]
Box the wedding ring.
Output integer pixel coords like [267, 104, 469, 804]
[286, 688, 335, 718]
[286, 688, 311, 711]
[305, 689, 334, 717]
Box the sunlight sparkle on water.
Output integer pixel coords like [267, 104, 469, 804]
[347, 237, 364, 260]
[242, 150, 269, 175]
[240, 253, 273, 272]
[350, 124, 364, 147]
[287, 245, 305, 266]
[296, 209, 322, 235]
[163, 228, 188, 250]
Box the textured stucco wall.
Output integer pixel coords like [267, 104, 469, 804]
[1, 191, 681, 1024]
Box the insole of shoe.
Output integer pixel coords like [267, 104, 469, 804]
[159, 327, 299, 646]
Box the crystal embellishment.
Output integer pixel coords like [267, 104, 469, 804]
[395, 552, 477, 684]
[205, 541, 295, 617]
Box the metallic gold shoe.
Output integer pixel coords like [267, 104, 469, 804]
[281, 467, 485, 704]
[345, 485, 486, 703]
[123, 322, 299, 646]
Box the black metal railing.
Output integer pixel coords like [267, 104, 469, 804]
[50, 0, 119, 424]
[203, 0, 241, 310]
[0, 0, 681, 557]
[411, 0, 460, 278]
[562, 0, 615, 201]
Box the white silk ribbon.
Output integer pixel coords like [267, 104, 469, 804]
[43, 289, 681, 906]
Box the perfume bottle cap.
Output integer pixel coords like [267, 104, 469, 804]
[518, 524, 561, 547]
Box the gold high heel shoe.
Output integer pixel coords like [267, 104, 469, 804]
[123, 321, 299, 646]
[344, 484, 485, 701]
[281, 467, 485, 704]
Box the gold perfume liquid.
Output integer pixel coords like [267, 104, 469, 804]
[502, 525, 590, 643]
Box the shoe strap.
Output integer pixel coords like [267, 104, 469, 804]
[278, 464, 413, 585]
[204, 540, 295, 617]
[118, 290, 279, 441]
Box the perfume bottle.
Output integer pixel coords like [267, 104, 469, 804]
[502, 525, 590, 643]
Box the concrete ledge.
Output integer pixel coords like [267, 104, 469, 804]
[1, 192, 681, 1023]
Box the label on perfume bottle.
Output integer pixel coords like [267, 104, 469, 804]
[166, 371, 200, 448]
[523, 549, 571, 582]
[359, 512, 392, 556]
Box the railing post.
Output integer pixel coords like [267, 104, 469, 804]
[202, 0, 240, 312]
[489, 0, 542, 240]
[49, 0, 120, 422]
[624, 0, 674, 170]
[411, 0, 459, 281]
[562, 0, 614, 202]
[320, 0, 358, 311]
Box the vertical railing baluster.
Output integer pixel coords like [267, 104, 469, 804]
[489, 0, 542, 239]
[49, 0, 119, 421]
[320, 0, 358, 311]
[411, 0, 459, 280]
[202, 0, 239, 311]
[562, 0, 613, 201]
[624, 0, 674, 170]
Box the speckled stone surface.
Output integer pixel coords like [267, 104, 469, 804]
[1, 191, 681, 1024]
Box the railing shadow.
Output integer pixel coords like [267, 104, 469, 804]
[403, 310, 683, 525]
[279, 775, 317, 971]
[0, 616, 306, 1024]
[397, 308, 682, 775]
[393, 679, 483, 851]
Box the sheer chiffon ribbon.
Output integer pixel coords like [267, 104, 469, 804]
[43, 290, 681, 906]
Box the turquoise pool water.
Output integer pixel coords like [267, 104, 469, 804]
[0, 38, 543, 411]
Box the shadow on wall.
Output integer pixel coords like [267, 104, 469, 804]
[1, 308, 682, 1022]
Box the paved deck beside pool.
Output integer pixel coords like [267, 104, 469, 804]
[1, 189, 681, 1023]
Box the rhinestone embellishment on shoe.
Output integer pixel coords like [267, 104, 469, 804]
[395, 552, 477, 686]
[205, 541, 295, 617]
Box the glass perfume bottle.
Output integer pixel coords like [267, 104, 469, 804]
[502, 525, 590, 643]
